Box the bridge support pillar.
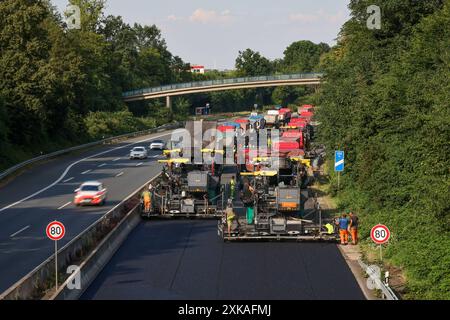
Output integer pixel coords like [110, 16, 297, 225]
[166, 95, 172, 109]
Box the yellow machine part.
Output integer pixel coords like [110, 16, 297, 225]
[289, 158, 311, 168]
[157, 158, 190, 164]
[201, 148, 224, 154]
[163, 148, 181, 155]
[240, 170, 278, 177]
[252, 157, 269, 162]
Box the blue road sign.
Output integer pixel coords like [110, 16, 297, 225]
[335, 151, 344, 172]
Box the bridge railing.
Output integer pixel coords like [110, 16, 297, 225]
[122, 73, 324, 97]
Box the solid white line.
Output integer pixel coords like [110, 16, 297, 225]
[136, 162, 143, 167]
[10, 225, 30, 238]
[63, 177, 74, 183]
[0, 132, 172, 213]
[112, 157, 121, 162]
[57, 201, 72, 210]
[81, 169, 91, 175]
[115, 172, 124, 177]
[98, 163, 107, 167]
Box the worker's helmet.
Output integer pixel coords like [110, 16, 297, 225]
[227, 199, 233, 206]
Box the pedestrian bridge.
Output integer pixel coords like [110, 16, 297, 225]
[122, 73, 324, 106]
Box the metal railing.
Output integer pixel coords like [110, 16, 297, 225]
[0, 122, 183, 182]
[122, 73, 324, 97]
[358, 260, 399, 300]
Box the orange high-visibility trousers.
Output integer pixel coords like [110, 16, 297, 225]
[339, 229, 349, 244]
[350, 227, 358, 244]
[144, 200, 151, 212]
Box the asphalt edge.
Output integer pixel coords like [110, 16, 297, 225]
[337, 245, 377, 300]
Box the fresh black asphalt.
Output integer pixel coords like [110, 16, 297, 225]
[82, 220, 365, 300]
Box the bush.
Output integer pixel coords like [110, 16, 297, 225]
[84, 110, 157, 140]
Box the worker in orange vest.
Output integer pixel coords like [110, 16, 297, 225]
[141, 185, 152, 213]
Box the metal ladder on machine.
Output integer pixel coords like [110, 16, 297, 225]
[254, 189, 277, 233]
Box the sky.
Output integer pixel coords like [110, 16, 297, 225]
[51, 0, 351, 70]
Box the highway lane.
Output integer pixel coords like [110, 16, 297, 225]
[0, 131, 172, 293]
[82, 220, 365, 300]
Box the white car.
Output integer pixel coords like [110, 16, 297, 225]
[129, 146, 148, 159]
[149, 139, 166, 150]
[74, 181, 107, 206]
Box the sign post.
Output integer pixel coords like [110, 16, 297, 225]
[334, 151, 344, 190]
[46, 221, 66, 291]
[370, 224, 390, 262]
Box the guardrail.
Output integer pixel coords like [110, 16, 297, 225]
[0, 122, 183, 182]
[0, 173, 162, 300]
[358, 260, 399, 300]
[122, 73, 324, 97]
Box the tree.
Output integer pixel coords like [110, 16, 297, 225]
[235, 49, 273, 76]
[316, 0, 450, 299]
[282, 40, 330, 73]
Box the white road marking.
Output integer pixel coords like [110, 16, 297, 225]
[10, 225, 30, 238]
[98, 163, 107, 167]
[63, 177, 74, 183]
[115, 172, 124, 177]
[81, 169, 91, 175]
[57, 201, 72, 210]
[152, 154, 161, 158]
[0, 132, 171, 213]
[136, 162, 143, 167]
[112, 157, 121, 162]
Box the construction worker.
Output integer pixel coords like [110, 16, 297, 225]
[349, 211, 359, 245]
[141, 186, 152, 213]
[324, 223, 334, 235]
[241, 181, 255, 224]
[226, 199, 240, 234]
[229, 176, 236, 200]
[338, 213, 349, 245]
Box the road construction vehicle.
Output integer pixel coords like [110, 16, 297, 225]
[217, 105, 337, 241]
[141, 120, 227, 218]
[217, 167, 336, 241]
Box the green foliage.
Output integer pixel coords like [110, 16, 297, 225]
[0, 0, 190, 170]
[235, 49, 273, 76]
[84, 110, 156, 139]
[282, 40, 330, 73]
[318, 0, 450, 299]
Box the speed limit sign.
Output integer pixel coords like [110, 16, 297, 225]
[46, 221, 65, 241]
[46, 220, 65, 291]
[371, 224, 390, 244]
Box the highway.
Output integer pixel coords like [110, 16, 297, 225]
[0, 126, 365, 300]
[82, 220, 365, 300]
[0, 131, 171, 293]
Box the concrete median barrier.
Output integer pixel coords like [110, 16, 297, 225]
[50, 201, 142, 300]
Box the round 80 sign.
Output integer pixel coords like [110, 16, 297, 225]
[370, 224, 390, 244]
[46, 221, 65, 241]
